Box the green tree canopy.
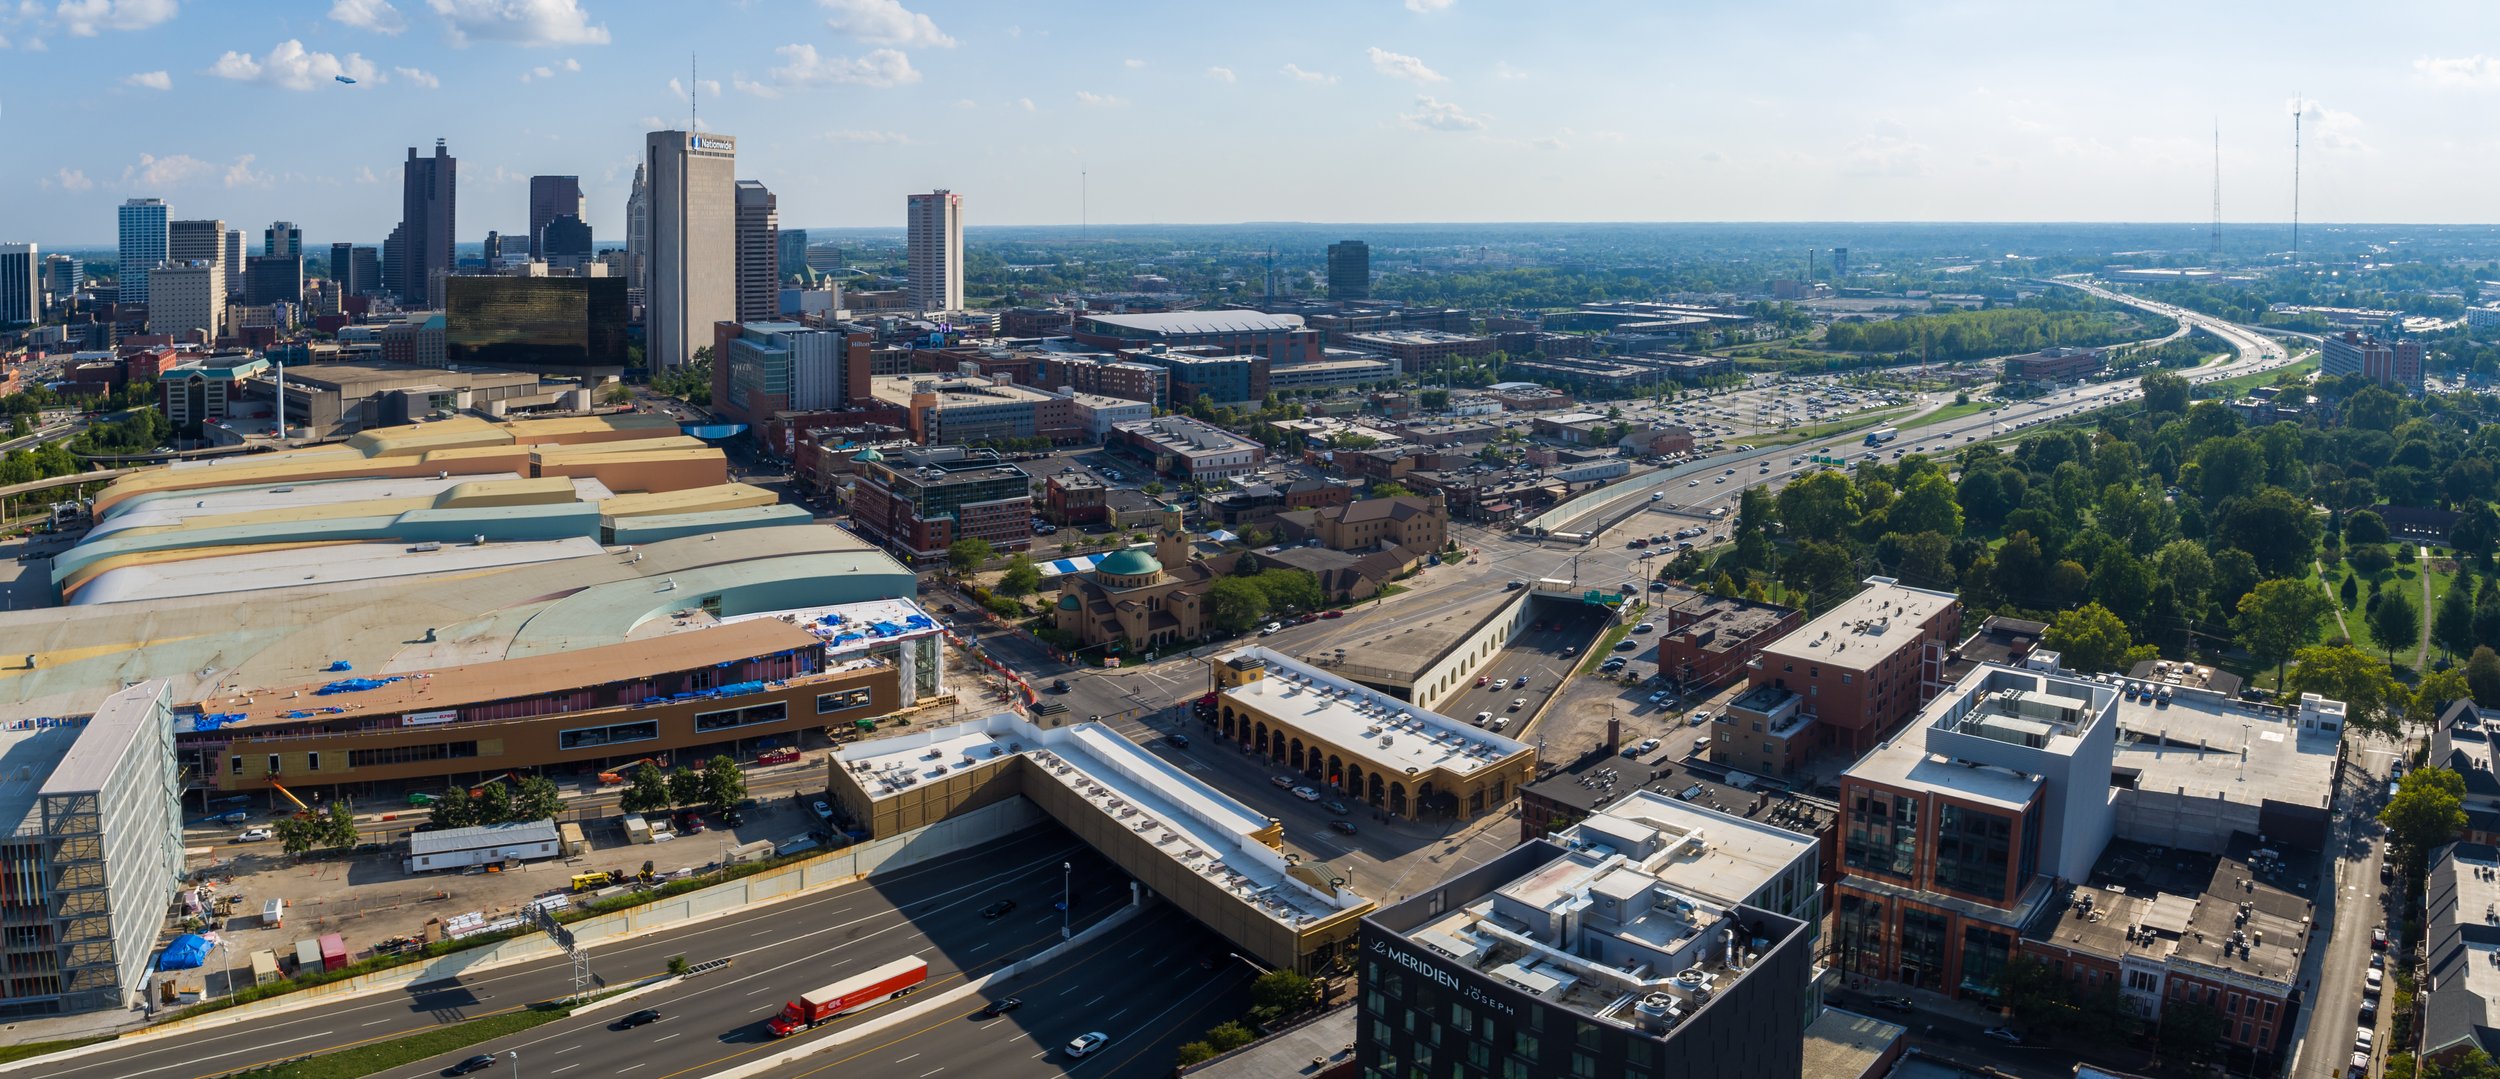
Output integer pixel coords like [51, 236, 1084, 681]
[997, 556, 1043, 598]
[2367, 588, 2420, 664]
[2382, 765, 2467, 868]
[702, 755, 748, 810]
[947, 537, 995, 574]
[2236, 578, 2333, 685]
[2288, 644, 2405, 736]
[2043, 602, 2134, 674]
[1209, 577, 1267, 635]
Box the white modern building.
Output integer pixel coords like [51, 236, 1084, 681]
[1068, 392, 1151, 441]
[0, 243, 37, 326]
[148, 261, 225, 342]
[116, 198, 168, 307]
[907, 189, 963, 314]
[643, 130, 737, 370]
[0, 680, 185, 1016]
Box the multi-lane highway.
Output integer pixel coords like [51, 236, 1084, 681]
[34, 830, 1138, 1079]
[761, 905, 1258, 1079]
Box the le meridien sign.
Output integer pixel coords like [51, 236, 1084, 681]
[1370, 938, 1517, 1018]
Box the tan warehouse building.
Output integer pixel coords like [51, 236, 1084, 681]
[1208, 647, 1535, 822]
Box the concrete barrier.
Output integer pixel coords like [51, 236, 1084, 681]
[0, 798, 1051, 1075]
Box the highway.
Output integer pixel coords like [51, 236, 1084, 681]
[39, 829, 1139, 1079]
[762, 904, 1259, 1079]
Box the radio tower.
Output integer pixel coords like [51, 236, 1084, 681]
[2290, 95, 2303, 263]
[2209, 120, 2221, 258]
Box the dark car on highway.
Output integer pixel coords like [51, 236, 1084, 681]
[981, 900, 1018, 919]
[979, 997, 1024, 1019]
[617, 1008, 662, 1028]
[445, 1055, 499, 1076]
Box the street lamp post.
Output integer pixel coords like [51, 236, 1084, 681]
[506, 1050, 519, 1079]
[1061, 862, 1072, 941]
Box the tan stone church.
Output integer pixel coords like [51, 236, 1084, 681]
[1052, 504, 1244, 654]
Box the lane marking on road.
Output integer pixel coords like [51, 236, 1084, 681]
[654, 1033, 680, 1042]
[551, 1066, 580, 1075]
[1084, 995, 1104, 1007]
[1106, 1008, 1128, 1021]
[616, 1065, 645, 1073]
[893, 1054, 919, 1063]
[115, 1032, 335, 1078]
[921, 1070, 944, 1077]
[1060, 985, 1081, 996]
[362, 1019, 392, 1026]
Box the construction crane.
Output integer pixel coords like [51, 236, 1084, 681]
[598, 758, 667, 785]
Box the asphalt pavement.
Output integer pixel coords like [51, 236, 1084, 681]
[42, 829, 1134, 1079]
[763, 904, 1258, 1079]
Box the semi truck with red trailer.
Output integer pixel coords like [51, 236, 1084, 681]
[764, 956, 928, 1036]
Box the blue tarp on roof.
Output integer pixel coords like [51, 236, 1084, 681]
[160, 934, 213, 971]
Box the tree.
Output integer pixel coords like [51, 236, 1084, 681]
[1776, 470, 1860, 540]
[2340, 574, 2360, 609]
[1887, 471, 1964, 539]
[947, 538, 994, 574]
[2141, 370, 2191, 416]
[2151, 540, 2216, 621]
[513, 776, 563, 822]
[2346, 509, 2391, 547]
[1371, 481, 1414, 498]
[702, 755, 748, 810]
[2412, 668, 2476, 731]
[2214, 487, 2322, 579]
[2381, 766, 2467, 867]
[2236, 578, 2333, 685]
[2288, 644, 2405, 735]
[2348, 543, 2395, 576]
[997, 556, 1042, 598]
[601, 382, 635, 407]
[2044, 602, 2134, 674]
[622, 767, 673, 815]
[1249, 568, 1324, 614]
[274, 812, 324, 858]
[1209, 576, 1268, 635]
[666, 766, 704, 809]
[2436, 574, 2479, 660]
[320, 802, 360, 851]
[473, 779, 514, 825]
[1248, 969, 1316, 1026]
[429, 788, 477, 830]
[2369, 588, 2420, 664]
[2468, 646, 2500, 708]
[1204, 1021, 1258, 1052]
[2156, 1001, 2229, 1069]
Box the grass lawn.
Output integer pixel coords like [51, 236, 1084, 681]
[1896, 399, 1991, 433]
[1754, 406, 1914, 450]
[0, 1036, 113, 1066]
[1577, 612, 1643, 675]
[2198, 353, 2319, 400]
[2314, 549, 2431, 662]
[234, 999, 581, 1079]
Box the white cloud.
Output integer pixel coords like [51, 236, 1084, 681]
[824, 129, 911, 143]
[732, 74, 780, 99]
[209, 40, 378, 91]
[952, 97, 974, 108]
[1018, 96, 1035, 111]
[122, 69, 170, 89]
[20, 36, 44, 52]
[120, 152, 212, 187]
[664, 76, 720, 98]
[817, 0, 951, 48]
[355, 165, 380, 183]
[1075, 90, 1126, 107]
[55, 0, 176, 36]
[1532, 134, 1565, 151]
[1205, 65, 1234, 83]
[50, 167, 93, 191]
[768, 43, 918, 88]
[519, 58, 577, 82]
[427, 0, 608, 48]
[1492, 60, 1527, 80]
[1405, 0, 1452, 11]
[1367, 46, 1444, 84]
[1400, 94, 1484, 132]
[1840, 133, 1931, 177]
[223, 154, 270, 188]
[2415, 55, 2500, 89]
[2289, 96, 2372, 153]
[328, 0, 404, 33]
[393, 64, 437, 88]
[1123, 58, 1144, 69]
[1282, 63, 1335, 84]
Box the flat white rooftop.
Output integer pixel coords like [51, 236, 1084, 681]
[89, 472, 590, 534]
[837, 713, 1365, 928]
[1757, 576, 1956, 672]
[1572, 789, 1815, 908]
[1216, 646, 1531, 780]
[720, 597, 943, 657]
[1843, 734, 2041, 811]
[2111, 689, 2336, 808]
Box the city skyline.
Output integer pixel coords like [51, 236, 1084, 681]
[15, 0, 2500, 247]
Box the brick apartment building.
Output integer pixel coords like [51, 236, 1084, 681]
[1729, 576, 1962, 766]
[845, 445, 1032, 564]
[1656, 590, 1803, 692]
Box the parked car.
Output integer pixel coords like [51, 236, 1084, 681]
[1324, 800, 1350, 815]
[235, 827, 273, 842]
[1873, 996, 1915, 1013]
[1981, 1027, 2022, 1045]
[1290, 786, 1321, 802]
[1270, 775, 1296, 788]
[1258, 622, 1282, 636]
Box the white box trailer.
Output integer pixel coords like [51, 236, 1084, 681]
[404, 820, 563, 873]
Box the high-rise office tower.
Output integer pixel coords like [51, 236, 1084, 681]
[330, 242, 359, 296]
[540, 214, 593, 269]
[528, 175, 584, 260]
[265, 222, 302, 260]
[382, 225, 405, 300]
[0, 244, 38, 325]
[117, 198, 169, 306]
[224, 230, 244, 280]
[246, 255, 302, 306]
[1830, 247, 1850, 280]
[778, 228, 809, 281]
[483, 231, 503, 265]
[393, 139, 457, 303]
[642, 130, 737, 369]
[1326, 240, 1370, 301]
[906, 189, 962, 314]
[41, 253, 82, 316]
[734, 180, 779, 323]
[168, 219, 226, 272]
[149, 261, 224, 341]
[624, 162, 649, 292]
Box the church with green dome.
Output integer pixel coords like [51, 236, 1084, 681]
[1051, 503, 1244, 653]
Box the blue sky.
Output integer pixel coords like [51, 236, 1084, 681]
[10, 0, 2500, 248]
